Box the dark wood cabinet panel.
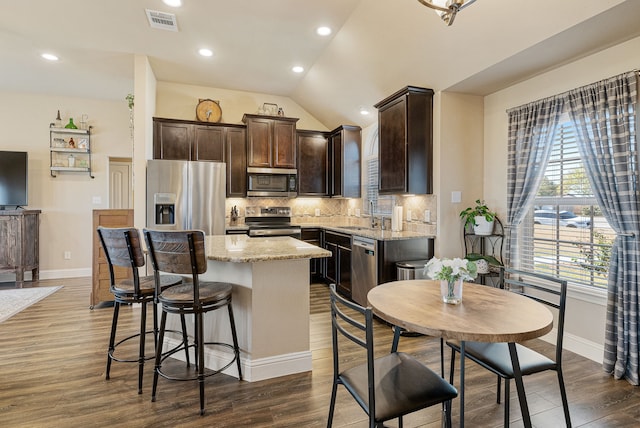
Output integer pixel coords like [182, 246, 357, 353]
[374, 86, 433, 195]
[153, 120, 191, 160]
[246, 117, 272, 167]
[193, 125, 225, 161]
[330, 125, 361, 198]
[243, 114, 298, 169]
[297, 130, 330, 196]
[301, 228, 322, 277]
[226, 127, 247, 197]
[322, 231, 352, 298]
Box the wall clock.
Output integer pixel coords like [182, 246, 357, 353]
[195, 99, 222, 123]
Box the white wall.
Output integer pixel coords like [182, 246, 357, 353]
[435, 92, 484, 258]
[155, 82, 330, 130]
[0, 92, 131, 280]
[483, 34, 640, 361]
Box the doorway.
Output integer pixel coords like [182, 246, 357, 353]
[109, 158, 133, 209]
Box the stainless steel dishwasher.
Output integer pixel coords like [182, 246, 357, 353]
[351, 236, 378, 306]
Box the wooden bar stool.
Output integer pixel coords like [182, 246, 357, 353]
[97, 227, 190, 394]
[144, 229, 242, 416]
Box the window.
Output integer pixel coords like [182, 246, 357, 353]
[521, 119, 615, 289]
[363, 129, 393, 216]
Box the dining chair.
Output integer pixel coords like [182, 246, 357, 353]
[97, 226, 188, 394]
[327, 283, 458, 428]
[144, 228, 242, 416]
[447, 267, 572, 427]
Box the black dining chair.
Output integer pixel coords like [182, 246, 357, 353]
[447, 267, 572, 427]
[97, 226, 189, 394]
[327, 284, 458, 428]
[144, 228, 242, 416]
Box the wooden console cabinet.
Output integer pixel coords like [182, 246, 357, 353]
[0, 210, 40, 286]
[91, 209, 133, 308]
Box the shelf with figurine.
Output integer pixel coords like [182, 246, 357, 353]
[49, 118, 94, 178]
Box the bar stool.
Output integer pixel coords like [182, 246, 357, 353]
[144, 228, 242, 416]
[97, 227, 190, 394]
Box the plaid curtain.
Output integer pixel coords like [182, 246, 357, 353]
[505, 97, 565, 267]
[566, 71, 640, 385]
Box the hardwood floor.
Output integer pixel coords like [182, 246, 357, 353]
[0, 278, 638, 427]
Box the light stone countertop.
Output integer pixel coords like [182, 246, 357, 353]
[205, 235, 331, 263]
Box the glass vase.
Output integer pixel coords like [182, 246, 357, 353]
[441, 278, 463, 305]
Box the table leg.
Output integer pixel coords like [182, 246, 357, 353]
[508, 342, 532, 428]
[459, 340, 465, 428]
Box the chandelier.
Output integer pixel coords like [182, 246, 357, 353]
[417, 0, 477, 26]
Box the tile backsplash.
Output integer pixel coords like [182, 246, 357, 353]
[225, 195, 437, 235]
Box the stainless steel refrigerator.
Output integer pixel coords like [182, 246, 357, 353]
[146, 160, 226, 235]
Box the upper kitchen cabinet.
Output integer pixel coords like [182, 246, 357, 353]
[374, 86, 433, 195]
[225, 126, 247, 197]
[297, 130, 330, 197]
[152, 118, 246, 197]
[243, 114, 298, 169]
[330, 125, 361, 198]
[153, 117, 224, 161]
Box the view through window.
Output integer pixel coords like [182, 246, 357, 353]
[522, 119, 615, 289]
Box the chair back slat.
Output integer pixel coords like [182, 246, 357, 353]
[143, 229, 207, 275]
[500, 267, 568, 364]
[97, 227, 145, 268]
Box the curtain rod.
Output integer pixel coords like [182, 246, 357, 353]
[506, 69, 638, 114]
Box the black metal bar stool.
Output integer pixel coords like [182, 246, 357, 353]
[97, 227, 190, 394]
[144, 228, 242, 416]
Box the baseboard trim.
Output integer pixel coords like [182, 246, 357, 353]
[539, 328, 603, 364]
[0, 268, 91, 282]
[164, 337, 312, 382]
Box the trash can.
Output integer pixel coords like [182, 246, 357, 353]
[396, 259, 430, 280]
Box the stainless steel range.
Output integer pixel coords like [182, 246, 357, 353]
[245, 206, 301, 238]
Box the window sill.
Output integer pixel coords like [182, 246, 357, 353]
[567, 282, 607, 305]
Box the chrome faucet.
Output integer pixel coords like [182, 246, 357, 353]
[370, 200, 378, 229]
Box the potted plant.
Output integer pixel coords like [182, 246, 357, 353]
[423, 257, 478, 304]
[464, 253, 503, 274]
[460, 199, 496, 235]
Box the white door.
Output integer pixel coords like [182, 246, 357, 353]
[109, 160, 132, 209]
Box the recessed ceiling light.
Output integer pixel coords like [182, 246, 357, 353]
[163, 0, 182, 7]
[292, 66, 304, 73]
[360, 108, 370, 115]
[41, 53, 59, 61]
[199, 48, 213, 57]
[316, 26, 332, 36]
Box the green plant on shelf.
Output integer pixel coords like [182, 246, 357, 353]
[459, 199, 496, 229]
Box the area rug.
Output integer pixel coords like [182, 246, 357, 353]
[0, 286, 63, 323]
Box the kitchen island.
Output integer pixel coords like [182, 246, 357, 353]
[164, 235, 330, 382]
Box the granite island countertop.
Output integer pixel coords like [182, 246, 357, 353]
[205, 235, 331, 263]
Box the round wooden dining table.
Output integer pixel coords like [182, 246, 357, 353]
[367, 279, 554, 428]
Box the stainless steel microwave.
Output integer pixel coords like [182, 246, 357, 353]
[247, 167, 297, 197]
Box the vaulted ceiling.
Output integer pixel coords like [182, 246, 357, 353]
[2, 0, 639, 128]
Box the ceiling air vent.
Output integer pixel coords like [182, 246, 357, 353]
[145, 9, 179, 32]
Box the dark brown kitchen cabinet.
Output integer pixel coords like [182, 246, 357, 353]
[152, 118, 246, 197]
[330, 125, 361, 198]
[322, 231, 352, 298]
[374, 86, 433, 195]
[243, 114, 298, 169]
[301, 228, 322, 279]
[192, 125, 225, 161]
[154, 117, 224, 161]
[153, 119, 192, 160]
[225, 127, 247, 197]
[297, 130, 330, 196]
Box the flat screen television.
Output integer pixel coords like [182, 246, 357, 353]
[0, 151, 28, 209]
